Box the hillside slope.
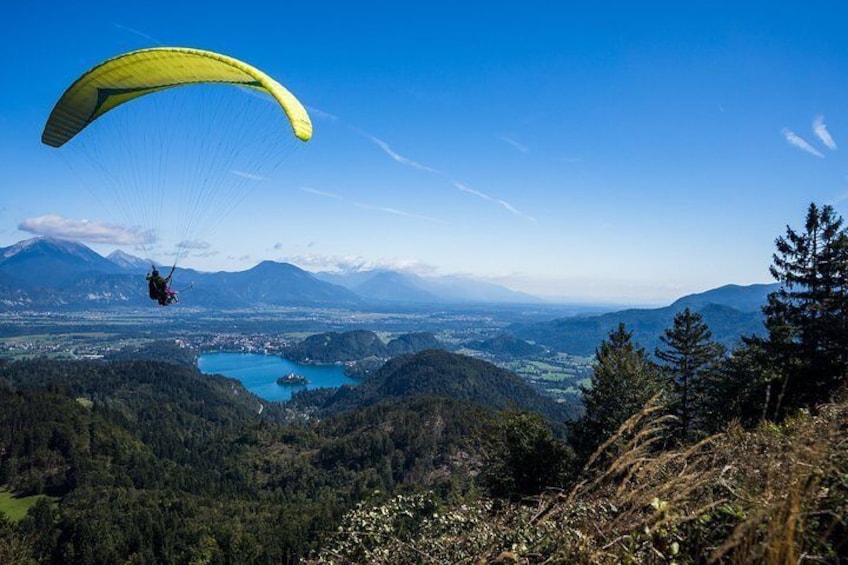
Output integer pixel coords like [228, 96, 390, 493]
[512, 302, 764, 355]
[0, 357, 498, 561]
[306, 349, 575, 424]
[315, 394, 848, 563]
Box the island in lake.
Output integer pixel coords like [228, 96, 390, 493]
[276, 372, 308, 385]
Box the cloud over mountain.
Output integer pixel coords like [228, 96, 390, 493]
[19, 215, 154, 245]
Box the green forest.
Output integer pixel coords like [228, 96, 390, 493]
[1, 202, 847, 564]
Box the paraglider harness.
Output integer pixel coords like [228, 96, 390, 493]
[147, 264, 178, 306]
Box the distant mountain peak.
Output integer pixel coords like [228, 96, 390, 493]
[107, 249, 151, 271]
[511, 282, 774, 356]
[670, 282, 778, 313]
[353, 271, 438, 303]
[1, 236, 107, 263]
[252, 259, 297, 270]
[3, 236, 88, 259]
[315, 268, 540, 304]
[248, 260, 315, 278]
[107, 249, 139, 261]
[0, 237, 125, 290]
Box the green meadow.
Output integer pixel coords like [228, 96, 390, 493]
[0, 489, 55, 522]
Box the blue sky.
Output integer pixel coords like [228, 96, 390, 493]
[2, 1, 848, 304]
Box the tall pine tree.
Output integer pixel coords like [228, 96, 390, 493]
[569, 323, 663, 462]
[655, 308, 725, 442]
[763, 202, 848, 413]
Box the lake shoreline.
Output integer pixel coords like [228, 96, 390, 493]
[197, 351, 358, 402]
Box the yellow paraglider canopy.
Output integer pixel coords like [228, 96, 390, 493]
[42, 46, 312, 148]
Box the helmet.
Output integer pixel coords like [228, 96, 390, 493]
[152, 269, 159, 276]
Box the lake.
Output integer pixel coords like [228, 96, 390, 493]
[197, 352, 358, 402]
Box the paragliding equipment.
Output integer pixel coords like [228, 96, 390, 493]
[42, 47, 313, 285]
[175, 282, 195, 294]
[146, 263, 178, 306]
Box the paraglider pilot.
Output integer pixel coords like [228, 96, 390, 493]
[146, 265, 177, 306]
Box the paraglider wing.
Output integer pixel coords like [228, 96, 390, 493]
[42, 47, 312, 148]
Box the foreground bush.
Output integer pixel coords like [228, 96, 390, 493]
[312, 396, 848, 564]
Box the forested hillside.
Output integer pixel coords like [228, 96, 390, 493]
[283, 330, 443, 363]
[315, 349, 575, 424]
[0, 352, 561, 562]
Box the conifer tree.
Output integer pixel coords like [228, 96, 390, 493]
[655, 308, 725, 442]
[569, 323, 662, 462]
[484, 411, 573, 497]
[763, 203, 848, 413]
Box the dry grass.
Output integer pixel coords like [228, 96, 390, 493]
[708, 402, 848, 564]
[311, 396, 848, 564]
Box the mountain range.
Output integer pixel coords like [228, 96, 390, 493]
[0, 237, 779, 357]
[0, 237, 543, 309]
[314, 269, 541, 304]
[509, 284, 777, 356]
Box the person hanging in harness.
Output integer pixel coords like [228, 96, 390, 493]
[146, 265, 178, 306]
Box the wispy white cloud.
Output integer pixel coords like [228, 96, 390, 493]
[453, 182, 489, 200]
[813, 115, 837, 150]
[112, 23, 162, 45]
[498, 135, 529, 153]
[281, 253, 439, 275]
[300, 113, 439, 174]
[355, 202, 444, 223]
[354, 202, 445, 224]
[497, 200, 536, 221]
[783, 128, 824, 158]
[177, 239, 211, 250]
[19, 215, 154, 245]
[356, 130, 441, 173]
[452, 182, 537, 222]
[231, 170, 266, 181]
[280, 253, 352, 271]
[338, 122, 537, 225]
[306, 106, 339, 122]
[300, 186, 343, 199]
